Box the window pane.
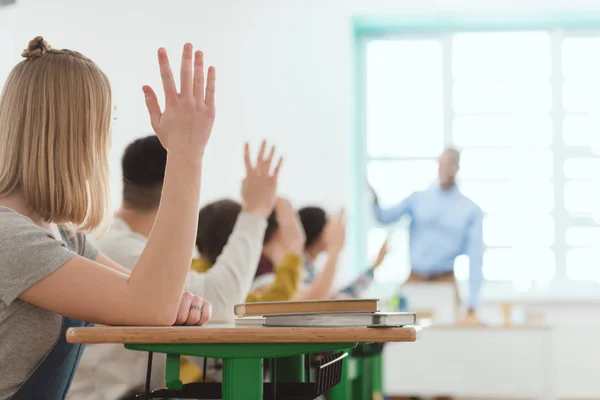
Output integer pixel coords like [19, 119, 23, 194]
[483, 214, 554, 247]
[367, 112, 443, 158]
[563, 114, 600, 148]
[566, 248, 600, 280]
[453, 115, 552, 148]
[483, 248, 555, 281]
[368, 228, 410, 283]
[460, 148, 553, 180]
[564, 180, 600, 214]
[366, 39, 443, 157]
[562, 37, 600, 80]
[563, 80, 600, 113]
[565, 227, 600, 247]
[460, 181, 553, 214]
[564, 158, 600, 180]
[453, 31, 551, 80]
[367, 160, 438, 207]
[453, 82, 552, 114]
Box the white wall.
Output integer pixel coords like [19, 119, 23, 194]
[3, 0, 600, 211]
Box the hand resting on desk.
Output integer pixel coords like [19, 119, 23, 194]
[175, 291, 212, 326]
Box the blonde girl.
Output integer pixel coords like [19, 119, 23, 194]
[0, 36, 216, 399]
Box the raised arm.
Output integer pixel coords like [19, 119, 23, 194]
[18, 44, 216, 326]
[185, 141, 282, 321]
[464, 207, 484, 312]
[336, 240, 388, 298]
[371, 185, 413, 225]
[295, 210, 346, 301]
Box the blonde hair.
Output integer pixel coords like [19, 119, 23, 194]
[0, 36, 112, 231]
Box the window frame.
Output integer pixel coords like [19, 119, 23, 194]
[351, 14, 600, 298]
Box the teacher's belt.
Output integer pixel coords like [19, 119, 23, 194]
[406, 271, 461, 311]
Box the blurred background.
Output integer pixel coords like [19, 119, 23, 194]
[3, 0, 600, 398]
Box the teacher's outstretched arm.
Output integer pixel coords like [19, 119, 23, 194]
[370, 185, 413, 225]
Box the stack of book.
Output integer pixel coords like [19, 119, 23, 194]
[234, 299, 416, 328]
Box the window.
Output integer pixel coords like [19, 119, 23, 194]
[361, 29, 600, 285]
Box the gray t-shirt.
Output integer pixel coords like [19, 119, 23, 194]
[0, 206, 98, 399]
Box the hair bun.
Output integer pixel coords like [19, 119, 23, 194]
[21, 36, 51, 59]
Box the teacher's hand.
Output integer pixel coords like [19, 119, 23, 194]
[175, 291, 213, 326]
[368, 184, 379, 205]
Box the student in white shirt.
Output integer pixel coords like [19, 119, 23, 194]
[68, 138, 281, 399]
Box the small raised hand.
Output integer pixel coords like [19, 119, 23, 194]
[242, 140, 283, 218]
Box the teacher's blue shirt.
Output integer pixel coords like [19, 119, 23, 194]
[373, 185, 484, 308]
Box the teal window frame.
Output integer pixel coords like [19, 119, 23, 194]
[349, 13, 600, 283]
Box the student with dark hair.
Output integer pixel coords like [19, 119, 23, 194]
[69, 139, 281, 399]
[298, 207, 388, 299]
[192, 196, 305, 303]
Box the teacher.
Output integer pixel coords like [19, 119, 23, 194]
[371, 148, 484, 320]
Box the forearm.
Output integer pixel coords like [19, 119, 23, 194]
[95, 252, 132, 275]
[294, 252, 340, 301]
[373, 201, 406, 225]
[336, 268, 375, 299]
[185, 212, 267, 322]
[129, 155, 204, 322]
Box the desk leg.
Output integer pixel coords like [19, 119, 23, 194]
[223, 358, 263, 400]
[165, 353, 182, 390]
[353, 357, 372, 400]
[328, 353, 350, 400]
[277, 355, 305, 381]
[373, 353, 384, 400]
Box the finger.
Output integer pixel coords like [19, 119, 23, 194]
[262, 145, 275, 172]
[142, 86, 161, 131]
[244, 143, 253, 172]
[205, 66, 216, 108]
[256, 140, 267, 165]
[180, 43, 193, 98]
[272, 156, 284, 178]
[198, 301, 212, 326]
[193, 50, 204, 101]
[158, 48, 177, 105]
[185, 296, 203, 326]
[175, 292, 193, 325]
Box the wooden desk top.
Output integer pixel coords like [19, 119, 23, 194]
[66, 324, 421, 344]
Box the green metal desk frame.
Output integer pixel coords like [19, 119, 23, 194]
[126, 342, 358, 400]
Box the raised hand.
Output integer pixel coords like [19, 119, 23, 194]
[324, 209, 346, 255]
[368, 183, 379, 205]
[242, 141, 283, 218]
[275, 197, 306, 256]
[175, 291, 213, 326]
[142, 43, 216, 160]
[372, 240, 389, 270]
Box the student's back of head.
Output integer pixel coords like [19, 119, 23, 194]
[298, 206, 327, 252]
[0, 36, 112, 231]
[196, 199, 242, 264]
[121, 135, 167, 211]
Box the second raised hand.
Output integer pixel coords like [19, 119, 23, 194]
[241, 140, 283, 218]
[142, 43, 216, 160]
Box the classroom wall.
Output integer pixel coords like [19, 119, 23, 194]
[2, 0, 600, 211]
